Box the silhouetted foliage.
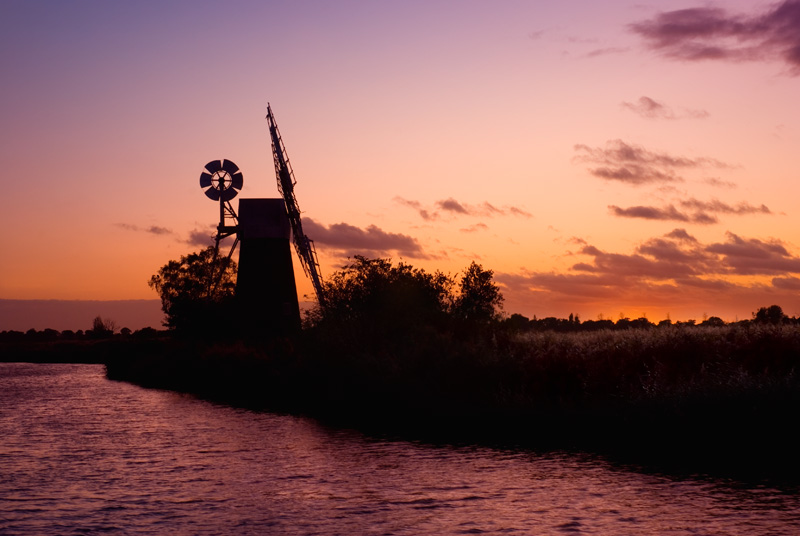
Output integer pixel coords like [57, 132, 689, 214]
[88, 316, 116, 339]
[453, 261, 504, 324]
[148, 246, 237, 334]
[303, 255, 510, 380]
[1, 330, 25, 342]
[310, 256, 507, 334]
[312, 256, 454, 336]
[502, 313, 531, 332]
[133, 326, 160, 339]
[580, 319, 615, 331]
[701, 316, 725, 327]
[753, 304, 787, 324]
[628, 317, 654, 329]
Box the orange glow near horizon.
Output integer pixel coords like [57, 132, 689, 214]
[3, 1, 800, 325]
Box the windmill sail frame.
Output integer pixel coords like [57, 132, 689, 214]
[266, 104, 326, 306]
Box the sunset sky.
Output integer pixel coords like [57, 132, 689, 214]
[3, 0, 800, 326]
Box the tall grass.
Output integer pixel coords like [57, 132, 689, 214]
[298, 323, 800, 414]
[290, 322, 800, 473]
[503, 324, 800, 411]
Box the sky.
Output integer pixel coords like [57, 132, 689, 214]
[3, 0, 800, 327]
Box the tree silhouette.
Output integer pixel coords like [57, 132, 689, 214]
[753, 304, 786, 324]
[453, 261, 503, 323]
[88, 316, 116, 338]
[700, 316, 725, 327]
[148, 246, 237, 333]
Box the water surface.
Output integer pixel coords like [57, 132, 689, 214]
[2, 363, 799, 535]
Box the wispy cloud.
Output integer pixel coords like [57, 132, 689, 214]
[621, 96, 709, 120]
[528, 30, 545, 41]
[115, 223, 174, 236]
[680, 198, 771, 215]
[574, 139, 729, 185]
[702, 177, 737, 189]
[394, 197, 436, 221]
[303, 218, 427, 259]
[610, 204, 689, 222]
[609, 198, 771, 224]
[585, 46, 629, 58]
[395, 196, 532, 221]
[630, 1, 800, 74]
[460, 223, 489, 233]
[186, 228, 215, 247]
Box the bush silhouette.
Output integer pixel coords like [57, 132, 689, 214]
[312, 256, 453, 336]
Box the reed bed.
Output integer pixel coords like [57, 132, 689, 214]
[100, 321, 800, 475]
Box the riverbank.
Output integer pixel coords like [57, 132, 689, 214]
[98, 323, 800, 479]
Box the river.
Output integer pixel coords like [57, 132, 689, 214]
[2, 362, 800, 535]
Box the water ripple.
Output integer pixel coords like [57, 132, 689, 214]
[2, 363, 800, 535]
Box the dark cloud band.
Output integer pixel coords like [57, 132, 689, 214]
[574, 139, 729, 185]
[303, 218, 427, 259]
[630, 1, 800, 74]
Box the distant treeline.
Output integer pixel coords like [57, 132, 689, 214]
[0, 326, 165, 343]
[502, 304, 795, 332]
[0, 315, 164, 344]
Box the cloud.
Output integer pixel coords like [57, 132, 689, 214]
[773, 276, 800, 290]
[117, 222, 236, 248]
[115, 223, 174, 236]
[573, 139, 729, 185]
[621, 96, 709, 119]
[707, 232, 800, 275]
[665, 228, 698, 242]
[460, 223, 489, 233]
[679, 198, 772, 215]
[395, 196, 532, 220]
[496, 228, 800, 318]
[608, 198, 771, 224]
[575, 230, 800, 278]
[303, 218, 427, 259]
[609, 204, 695, 222]
[622, 96, 675, 119]
[585, 47, 629, 58]
[394, 197, 435, 221]
[630, 1, 800, 74]
[437, 198, 469, 215]
[508, 206, 533, 217]
[186, 228, 215, 247]
[573, 238, 708, 279]
[702, 177, 737, 189]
